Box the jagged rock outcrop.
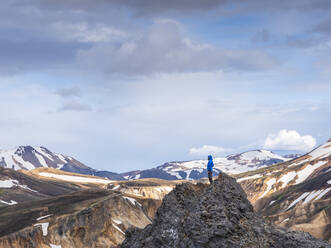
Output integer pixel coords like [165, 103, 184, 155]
[122, 174, 330, 248]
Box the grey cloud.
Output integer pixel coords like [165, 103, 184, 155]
[23, 0, 331, 16]
[0, 39, 90, 75]
[77, 21, 279, 75]
[58, 101, 91, 112]
[313, 19, 331, 35]
[55, 87, 82, 98]
[0, 0, 329, 76]
[251, 29, 270, 43]
[287, 37, 325, 48]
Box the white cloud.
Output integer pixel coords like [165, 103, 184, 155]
[189, 145, 229, 156]
[263, 129, 316, 151]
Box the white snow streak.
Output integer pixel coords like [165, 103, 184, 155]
[303, 190, 323, 204]
[112, 185, 120, 190]
[39, 172, 112, 184]
[50, 244, 61, 248]
[279, 171, 297, 188]
[123, 196, 142, 207]
[0, 179, 37, 192]
[113, 219, 122, 225]
[37, 214, 53, 221]
[309, 141, 331, 160]
[0, 199, 17, 205]
[112, 223, 125, 235]
[12, 154, 35, 170]
[295, 161, 327, 184]
[259, 178, 276, 199]
[237, 174, 262, 182]
[287, 192, 310, 210]
[34, 152, 49, 167]
[314, 188, 331, 201]
[34, 147, 54, 161]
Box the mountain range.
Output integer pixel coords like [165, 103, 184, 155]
[0, 146, 299, 181]
[122, 149, 295, 180]
[0, 140, 330, 246]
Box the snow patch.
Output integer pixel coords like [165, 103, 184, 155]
[12, 154, 35, 170]
[113, 185, 120, 190]
[134, 174, 141, 179]
[55, 154, 67, 163]
[123, 196, 142, 207]
[279, 171, 297, 188]
[314, 188, 331, 201]
[287, 192, 310, 210]
[112, 223, 125, 235]
[50, 244, 61, 248]
[0, 179, 18, 188]
[34, 152, 49, 167]
[237, 174, 262, 182]
[309, 141, 331, 160]
[34, 222, 49, 236]
[259, 178, 276, 199]
[295, 161, 327, 184]
[113, 219, 122, 225]
[0, 179, 38, 192]
[0, 199, 17, 205]
[37, 214, 53, 221]
[34, 147, 54, 161]
[39, 172, 112, 184]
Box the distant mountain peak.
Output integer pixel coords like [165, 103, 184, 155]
[123, 149, 289, 181]
[0, 145, 124, 180]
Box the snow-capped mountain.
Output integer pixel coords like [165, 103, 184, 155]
[122, 149, 292, 180]
[236, 139, 331, 242]
[0, 146, 124, 180]
[0, 146, 72, 170]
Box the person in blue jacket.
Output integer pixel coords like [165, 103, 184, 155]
[207, 155, 214, 184]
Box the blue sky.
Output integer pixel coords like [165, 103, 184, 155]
[0, 0, 330, 172]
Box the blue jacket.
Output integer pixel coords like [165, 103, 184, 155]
[207, 155, 214, 172]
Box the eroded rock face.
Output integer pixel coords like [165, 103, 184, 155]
[0, 189, 155, 248]
[121, 174, 330, 248]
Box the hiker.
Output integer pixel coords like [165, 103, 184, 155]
[207, 155, 214, 184]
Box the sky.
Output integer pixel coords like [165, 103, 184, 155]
[0, 0, 331, 172]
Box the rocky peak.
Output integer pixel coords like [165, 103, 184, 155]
[122, 174, 330, 248]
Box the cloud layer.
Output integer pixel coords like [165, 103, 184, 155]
[263, 130, 316, 151]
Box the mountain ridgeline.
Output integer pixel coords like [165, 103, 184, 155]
[0, 146, 124, 180]
[0, 146, 295, 181]
[122, 150, 295, 180]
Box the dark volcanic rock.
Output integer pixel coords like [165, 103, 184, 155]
[121, 174, 330, 248]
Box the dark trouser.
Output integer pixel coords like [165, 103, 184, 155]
[208, 171, 213, 184]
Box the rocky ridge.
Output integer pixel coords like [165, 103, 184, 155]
[122, 174, 330, 248]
